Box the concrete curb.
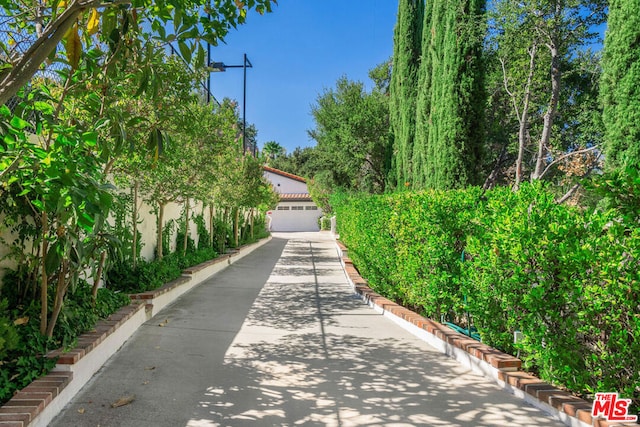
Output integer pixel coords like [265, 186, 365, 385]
[0, 236, 272, 427]
[335, 240, 639, 427]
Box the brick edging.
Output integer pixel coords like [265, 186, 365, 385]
[337, 241, 639, 427]
[0, 302, 145, 427]
[182, 253, 231, 275]
[129, 275, 191, 302]
[0, 372, 72, 426]
[45, 303, 146, 365]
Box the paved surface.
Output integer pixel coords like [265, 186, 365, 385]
[51, 232, 565, 427]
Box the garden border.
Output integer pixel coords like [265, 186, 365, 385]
[0, 236, 271, 427]
[335, 240, 639, 427]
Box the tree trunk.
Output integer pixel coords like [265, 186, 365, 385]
[532, 41, 561, 181]
[40, 211, 49, 335]
[223, 207, 230, 252]
[513, 44, 538, 191]
[157, 202, 165, 259]
[91, 251, 107, 305]
[46, 260, 69, 338]
[209, 203, 215, 249]
[183, 197, 190, 255]
[233, 208, 239, 248]
[132, 181, 139, 269]
[250, 208, 255, 239]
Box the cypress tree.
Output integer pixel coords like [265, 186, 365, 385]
[414, 0, 486, 190]
[389, 0, 423, 188]
[412, 0, 436, 189]
[601, 0, 640, 169]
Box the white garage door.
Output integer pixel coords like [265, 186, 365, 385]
[269, 204, 321, 232]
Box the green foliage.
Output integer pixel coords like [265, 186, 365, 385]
[0, 0, 277, 106]
[0, 300, 18, 361]
[176, 215, 197, 254]
[319, 216, 332, 231]
[106, 247, 217, 293]
[211, 216, 232, 254]
[601, 0, 640, 169]
[269, 146, 316, 178]
[261, 141, 286, 165]
[413, 0, 486, 190]
[390, 0, 423, 187]
[0, 283, 128, 404]
[308, 76, 391, 195]
[484, 0, 606, 186]
[194, 214, 211, 250]
[333, 184, 640, 406]
[587, 164, 640, 224]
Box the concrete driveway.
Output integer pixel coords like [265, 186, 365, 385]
[50, 232, 565, 427]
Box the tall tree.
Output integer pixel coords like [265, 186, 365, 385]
[269, 146, 316, 177]
[414, 0, 486, 189]
[601, 0, 640, 169]
[489, 0, 606, 189]
[308, 76, 390, 194]
[262, 141, 285, 164]
[389, 0, 423, 188]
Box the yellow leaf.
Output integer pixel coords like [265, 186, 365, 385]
[13, 316, 29, 326]
[87, 8, 99, 36]
[64, 23, 82, 70]
[111, 395, 135, 408]
[58, 0, 67, 8]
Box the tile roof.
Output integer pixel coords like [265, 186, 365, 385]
[279, 193, 313, 201]
[263, 166, 306, 183]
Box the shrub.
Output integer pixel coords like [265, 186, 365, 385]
[0, 283, 129, 404]
[333, 183, 640, 408]
[106, 247, 218, 293]
[0, 299, 18, 361]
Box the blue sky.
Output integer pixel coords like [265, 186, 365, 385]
[207, 1, 398, 154]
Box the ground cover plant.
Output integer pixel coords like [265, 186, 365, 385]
[0, 283, 130, 404]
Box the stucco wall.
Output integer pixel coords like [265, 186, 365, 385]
[263, 170, 308, 194]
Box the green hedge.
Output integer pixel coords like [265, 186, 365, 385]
[332, 183, 640, 406]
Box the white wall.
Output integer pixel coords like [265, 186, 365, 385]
[137, 199, 209, 260]
[263, 170, 308, 194]
[0, 199, 212, 288]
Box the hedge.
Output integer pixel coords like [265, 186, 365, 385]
[332, 183, 639, 407]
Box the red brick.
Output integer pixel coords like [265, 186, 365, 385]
[2, 399, 45, 415]
[560, 400, 593, 417]
[460, 341, 485, 356]
[524, 382, 557, 398]
[43, 371, 72, 381]
[55, 349, 84, 365]
[12, 392, 52, 407]
[498, 371, 541, 389]
[536, 389, 572, 406]
[18, 386, 58, 400]
[450, 337, 478, 351]
[486, 354, 521, 370]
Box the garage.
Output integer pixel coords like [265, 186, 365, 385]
[263, 167, 323, 232]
